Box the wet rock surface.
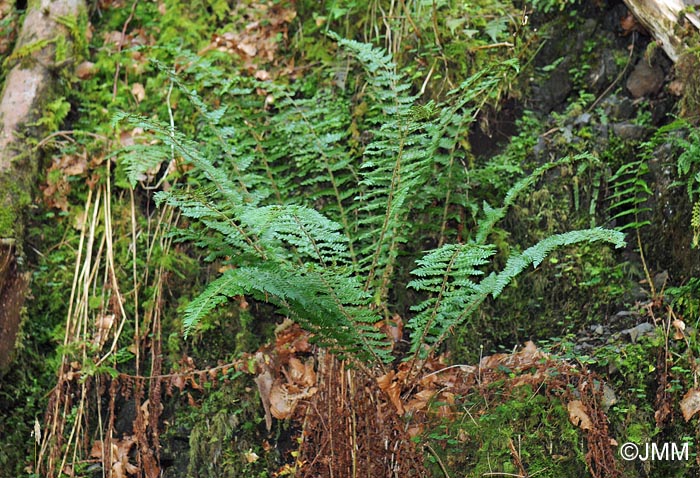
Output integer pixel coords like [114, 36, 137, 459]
[626, 59, 665, 98]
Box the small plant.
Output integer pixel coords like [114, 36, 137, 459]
[117, 35, 624, 374]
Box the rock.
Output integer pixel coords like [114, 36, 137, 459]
[612, 122, 648, 140]
[533, 63, 573, 113]
[587, 48, 620, 93]
[601, 384, 618, 410]
[601, 94, 635, 120]
[574, 112, 592, 126]
[622, 322, 655, 343]
[626, 59, 664, 98]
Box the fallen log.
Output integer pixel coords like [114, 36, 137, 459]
[0, 0, 85, 372]
[622, 0, 700, 63]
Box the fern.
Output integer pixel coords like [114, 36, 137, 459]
[407, 227, 625, 360]
[476, 152, 598, 244]
[407, 243, 496, 357]
[119, 35, 626, 370]
[606, 159, 652, 231]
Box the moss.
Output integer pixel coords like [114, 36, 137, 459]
[164, 377, 285, 478]
[0, 169, 33, 239]
[0, 204, 15, 238]
[421, 386, 587, 478]
[676, 51, 700, 119]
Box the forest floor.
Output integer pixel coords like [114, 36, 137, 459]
[1, 0, 700, 477]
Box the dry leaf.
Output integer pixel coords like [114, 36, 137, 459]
[376, 371, 404, 415]
[237, 42, 257, 57]
[568, 400, 593, 430]
[75, 61, 96, 79]
[269, 383, 293, 419]
[288, 357, 305, 383]
[668, 80, 684, 96]
[93, 313, 115, 347]
[255, 370, 274, 430]
[680, 388, 700, 421]
[302, 359, 316, 387]
[376, 371, 395, 391]
[140, 399, 150, 423]
[103, 30, 127, 47]
[244, 449, 260, 463]
[171, 374, 185, 392]
[131, 83, 146, 103]
[672, 318, 686, 340]
[90, 440, 104, 458]
[255, 70, 271, 81]
[404, 389, 436, 413]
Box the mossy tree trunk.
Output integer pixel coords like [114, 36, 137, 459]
[0, 0, 85, 371]
[622, 0, 700, 62]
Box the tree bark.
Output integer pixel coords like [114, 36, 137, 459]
[0, 0, 85, 372]
[622, 0, 700, 63]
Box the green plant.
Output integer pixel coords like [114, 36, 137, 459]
[117, 36, 624, 373]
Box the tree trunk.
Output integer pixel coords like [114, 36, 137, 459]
[622, 0, 700, 63]
[0, 0, 85, 372]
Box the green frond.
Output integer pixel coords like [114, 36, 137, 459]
[475, 153, 597, 244]
[407, 243, 496, 357]
[483, 227, 626, 298]
[124, 37, 627, 370]
[184, 265, 390, 363]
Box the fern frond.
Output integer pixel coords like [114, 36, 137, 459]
[406, 228, 625, 361]
[241, 205, 351, 266]
[183, 264, 390, 364]
[606, 159, 652, 231]
[482, 227, 626, 298]
[407, 243, 496, 357]
[475, 153, 597, 244]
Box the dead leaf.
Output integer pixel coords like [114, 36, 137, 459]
[103, 30, 127, 47]
[681, 388, 700, 421]
[288, 357, 305, 383]
[668, 80, 684, 96]
[131, 83, 146, 103]
[302, 359, 316, 387]
[238, 42, 258, 57]
[244, 449, 260, 463]
[254, 70, 271, 81]
[404, 389, 436, 413]
[90, 440, 104, 458]
[171, 374, 185, 392]
[93, 313, 115, 347]
[270, 383, 293, 419]
[75, 61, 96, 79]
[672, 318, 686, 340]
[376, 371, 404, 415]
[140, 399, 150, 423]
[255, 370, 274, 430]
[568, 400, 592, 430]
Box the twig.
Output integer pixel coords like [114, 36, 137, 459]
[36, 130, 109, 149]
[586, 32, 636, 114]
[424, 443, 452, 478]
[470, 42, 515, 52]
[112, 0, 138, 101]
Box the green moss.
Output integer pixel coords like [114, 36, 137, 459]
[0, 170, 33, 239]
[677, 51, 700, 118]
[421, 386, 586, 478]
[0, 204, 15, 238]
[166, 377, 284, 478]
